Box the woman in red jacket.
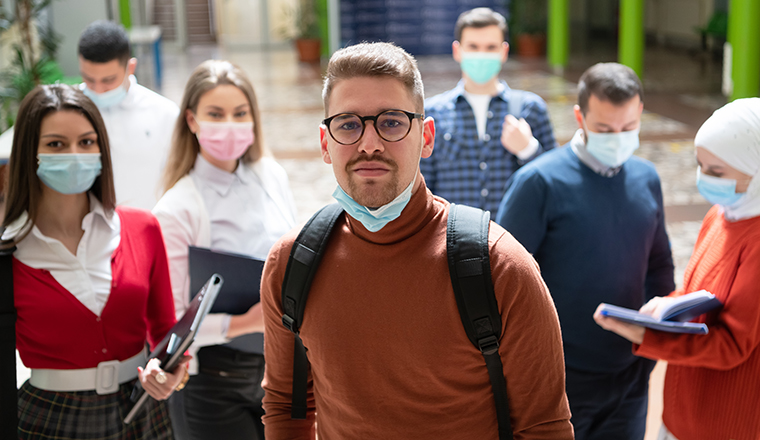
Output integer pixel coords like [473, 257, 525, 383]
[2, 84, 187, 439]
[595, 98, 760, 440]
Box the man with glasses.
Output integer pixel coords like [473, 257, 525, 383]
[421, 7, 557, 219]
[260, 42, 573, 439]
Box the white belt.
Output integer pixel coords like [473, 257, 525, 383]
[30, 348, 147, 395]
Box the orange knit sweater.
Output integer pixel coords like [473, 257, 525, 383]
[635, 206, 760, 440]
[261, 182, 573, 439]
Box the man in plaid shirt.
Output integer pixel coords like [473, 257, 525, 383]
[422, 7, 557, 218]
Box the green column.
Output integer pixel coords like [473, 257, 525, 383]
[119, 0, 132, 29]
[618, 0, 644, 78]
[728, 0, 760, 100]
[548, 0, 570, 71]
[317, 0, 329, 56]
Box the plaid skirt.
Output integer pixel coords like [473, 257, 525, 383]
[17, 379, 173, 440]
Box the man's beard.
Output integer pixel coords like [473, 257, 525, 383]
[345, 154, 401, 208]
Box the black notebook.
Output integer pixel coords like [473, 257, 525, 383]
[124, 274, 223, 424]
[189, 246, 265, 352]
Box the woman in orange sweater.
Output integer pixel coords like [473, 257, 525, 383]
[594, 98, 760, 440]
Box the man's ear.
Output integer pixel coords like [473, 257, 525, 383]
[421, 116, 435, 159]
[501, 42, 509, 63]
[573, 105, 584, 131]
[452, 41, 461, 63]
[126, 57, 137, 76]
[320, 124, 332, 164]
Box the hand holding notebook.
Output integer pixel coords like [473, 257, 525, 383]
[597, 290, 722, 335]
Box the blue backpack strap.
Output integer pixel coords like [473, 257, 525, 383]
[281, 203, 343, 419]
[0, 244, 17, 439]
[507, 89, 525, 119]
[447, 204, 513, 440]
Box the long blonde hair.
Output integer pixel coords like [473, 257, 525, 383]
[162, 60, 265, 192]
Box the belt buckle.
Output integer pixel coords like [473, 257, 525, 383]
[95, 359, 121, 395]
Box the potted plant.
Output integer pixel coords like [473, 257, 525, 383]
[509, 0, 547, 58]
[290, 0, 321, 63]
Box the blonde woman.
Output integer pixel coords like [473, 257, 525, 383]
[153, 60, 296, 440]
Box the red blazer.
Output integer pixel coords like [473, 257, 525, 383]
[14, 207, 176, 369]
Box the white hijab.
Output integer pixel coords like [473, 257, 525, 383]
[694, 97, 760, 221]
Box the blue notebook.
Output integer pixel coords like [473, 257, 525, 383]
[599, 290, 723, 335]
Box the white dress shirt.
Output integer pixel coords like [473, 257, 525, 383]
[2, 194, 121, 316]
[89, 76, 179, 210]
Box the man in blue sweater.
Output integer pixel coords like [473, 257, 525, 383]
[495, 63, 675, 440]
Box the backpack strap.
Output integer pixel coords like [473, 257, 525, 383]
[507, 89, 525, 119]
[0, 244, 17, 439]
[281, 203, 344, 419]
[447, 204, 513, 440]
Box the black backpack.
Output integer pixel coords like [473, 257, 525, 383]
[280, 203, 514, 440]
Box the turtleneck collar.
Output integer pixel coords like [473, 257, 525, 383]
[343, 175, 438, 245]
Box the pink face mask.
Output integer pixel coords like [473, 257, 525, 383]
[195, 120, 255, 161]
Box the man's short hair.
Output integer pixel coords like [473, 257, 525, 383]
[577, 63, 644, 114]
[454, 7, 508, 42]
[322, 42, 425, 114]
[78, 20, 131, 66]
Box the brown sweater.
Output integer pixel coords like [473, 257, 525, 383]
[261, 181, 573, 440]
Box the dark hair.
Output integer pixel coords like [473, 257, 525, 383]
[322, 42, 424, 114]
[454, 7, 508, 42]
[163, 60, 266, 192]
[2, 85, 116, 246]
[78, 20, 131, 65]
[577, 63, 644, 114]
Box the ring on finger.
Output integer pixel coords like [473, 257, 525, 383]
[155, 371, 167, 384]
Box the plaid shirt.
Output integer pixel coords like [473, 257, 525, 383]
[421, 80, 557, 218]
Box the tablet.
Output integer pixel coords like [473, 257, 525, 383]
[123, 274, 223, 424]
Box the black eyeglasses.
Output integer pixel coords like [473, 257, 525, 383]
[322, 109, 424, 145]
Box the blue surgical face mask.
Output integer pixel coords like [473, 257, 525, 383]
[332, 177, 415, 232]
[696, 167, 746, 207]
[82, 75, 129, 109]
[460, 52, 503, 85]
[584, 125, 641, 168]
[37, 153, 102, 195]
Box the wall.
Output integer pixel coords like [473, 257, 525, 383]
[213, 0, 293, 48]
[646, 0, 714, 48]
[50, 0, 110, 76]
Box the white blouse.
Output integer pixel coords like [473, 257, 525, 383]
[3, 194, 120, 316]
[191, 154, 293, 259]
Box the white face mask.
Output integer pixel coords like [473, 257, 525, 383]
[583, 123, 641, 168]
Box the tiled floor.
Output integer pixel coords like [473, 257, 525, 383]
[18, 42, 729, 439]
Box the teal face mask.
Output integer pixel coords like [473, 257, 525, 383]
[696, 168, 746, 207]
[460, 52, 503, 85]
[37, 153, 102, 195]
[332, 178, 415, 232]
[584, 126, 641, 168]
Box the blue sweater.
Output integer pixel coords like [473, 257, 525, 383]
[495, 145, 675, 373]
